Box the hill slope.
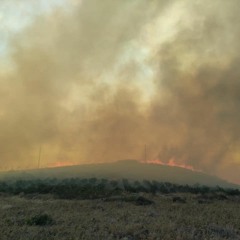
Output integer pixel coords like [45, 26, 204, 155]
[0, 160, 239, 189]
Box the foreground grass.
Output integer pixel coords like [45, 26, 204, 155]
[0, 192, 239, 240]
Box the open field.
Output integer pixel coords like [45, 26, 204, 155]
[0, 190, 240, 240]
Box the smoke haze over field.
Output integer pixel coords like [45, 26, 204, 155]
[0, 0, 240, 184]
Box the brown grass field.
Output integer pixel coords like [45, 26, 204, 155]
[0, 193, 239, 240]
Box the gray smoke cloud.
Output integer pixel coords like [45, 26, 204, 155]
[0, 0, 239, 183]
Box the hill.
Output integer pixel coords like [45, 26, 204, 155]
[0, 160, 239, 189]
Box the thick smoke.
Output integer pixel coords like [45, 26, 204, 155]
[0, 0, 239, 183]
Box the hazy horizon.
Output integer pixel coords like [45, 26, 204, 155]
[0, 0, 240, 184]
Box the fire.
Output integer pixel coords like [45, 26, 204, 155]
[47, 161, 78, 168]
[46, 159, 200, 172]
[144, 158, 200, 172]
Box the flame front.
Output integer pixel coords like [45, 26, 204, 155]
[47, 161, 78, 168]
[144, 159, 200, 172]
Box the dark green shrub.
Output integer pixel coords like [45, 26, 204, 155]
[26, 214, 54, 226]
[135, 196, 154, 206]
[172, 196, 186, 203]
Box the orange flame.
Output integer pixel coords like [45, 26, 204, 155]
[144, 158, 200, 172]
[47, 161, 78, 168]
[46, 159, 200, 172]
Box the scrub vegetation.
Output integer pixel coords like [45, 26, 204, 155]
[0, 178, 239, 240]
[0, 178, 239, 200]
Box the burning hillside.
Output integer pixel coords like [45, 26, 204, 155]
[0, 160, 238, 189]
[0, 0, 240, 184]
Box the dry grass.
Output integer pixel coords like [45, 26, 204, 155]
[0, 193, 239, 240]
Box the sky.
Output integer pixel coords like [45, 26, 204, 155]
[0, 0, 240, 184]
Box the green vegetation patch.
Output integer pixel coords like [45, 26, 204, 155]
[0, 178, 239, 201]
[26, 213, 54, 226]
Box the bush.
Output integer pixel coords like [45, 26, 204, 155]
[135, 196, 154, 206]
[172, 196, 186, 203]
[26, 214, 54, 226]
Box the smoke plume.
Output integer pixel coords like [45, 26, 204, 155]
[0, 0, 240, 184]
